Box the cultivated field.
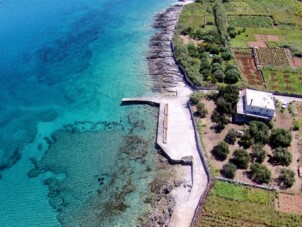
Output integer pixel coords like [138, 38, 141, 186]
[226, 0, 302, 55]
[233, 48, 264, 89]
[195, 181, 302, 226]
[263, 68, 302, 94]
[256, 48, 291, 67]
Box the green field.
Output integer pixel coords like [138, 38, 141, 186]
[177, 2, 216, 33]
[228, 16, 273, 28]
[225, 0, 302, 55]
[263, 68, 302, 95]
[197, 181, 302, 226]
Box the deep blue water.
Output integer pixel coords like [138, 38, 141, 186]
[0, 0, 175, 226]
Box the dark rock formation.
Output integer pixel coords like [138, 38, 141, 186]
[148, 5, 183, 94]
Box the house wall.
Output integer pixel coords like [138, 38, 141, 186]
[245, 104, 275, 116]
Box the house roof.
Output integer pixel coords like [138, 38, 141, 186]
[245, 89, 275, 110]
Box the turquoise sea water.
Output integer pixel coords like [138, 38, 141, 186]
[0, 0, 176, 226]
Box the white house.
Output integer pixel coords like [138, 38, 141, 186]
[236, 89, 276, 122]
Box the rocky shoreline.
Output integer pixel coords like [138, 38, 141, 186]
[143, 5, 191, 227]
[148, 5, 183, 94]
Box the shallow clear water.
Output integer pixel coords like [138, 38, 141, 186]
[0, 0, 175, 226]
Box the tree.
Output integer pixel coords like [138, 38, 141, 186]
[224, 68, 240, 84]
[216, 85, 239, 107]
[278, 169, 295, 188]
[196, 102, 208, 118]
[231, 148, 250, 169]
[272, 147, 292, 166]
[221, 51, 233, 61]
[216, 97, 234, 114]
[212, 70, 225, 83]
[211, 110, 229, 130]
[251, 143, 266, 163]
[221, 163, 237, 179]
[270, 128, 292, 148]
[249, 121, 270, 145]
[250, 163, 271, 184]
[212, 141, 229, 161]
[238, 129, 252, 148]
[225, 128, 237, 144]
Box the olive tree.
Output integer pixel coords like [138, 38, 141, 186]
[250, 163, 271, 184]
[212, 141, 230, 161]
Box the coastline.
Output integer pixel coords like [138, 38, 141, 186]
[144, 2, 204, 226]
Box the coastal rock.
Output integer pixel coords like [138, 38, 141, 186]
[148, 5, 183, 94]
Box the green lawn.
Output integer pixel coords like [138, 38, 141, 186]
[177, 2, 216, 33]
[263, 68, 302, 95]
[197, 180, 302, 226]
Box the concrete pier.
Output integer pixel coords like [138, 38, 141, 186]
[122, 96, 208, 227]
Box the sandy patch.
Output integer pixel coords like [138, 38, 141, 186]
[248, 41, 267, 48]
[276, 193, 302, 215]
[254, 34, 280, 42]
[293, 57, 302, 67]
[266, 35, 279, 42]
[254, 34, 266, 41]
[180, 35, 203, 46]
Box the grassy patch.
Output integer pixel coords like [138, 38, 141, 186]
[197, 180, 302, 226]
[228, 16, 272, 28]
[263, 67, 302, 95]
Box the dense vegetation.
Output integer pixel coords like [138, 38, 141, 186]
[173, 1, 240, 86]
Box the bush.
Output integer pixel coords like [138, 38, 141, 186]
[272, 147, 292, 166]
[251, 144, 266, 163]
[249, 121, 270, 145]
[189, 91, 204, 105]
[225, 128, 237, 144]
[212, 141, 230, 161]
[231, 148, 250, 169]
[292, 119, 300, 131]
[221, 163, 237, 179]
[250, 163, 271, 184]
[270, 128, 292, 148]
[196, 102, 208, 118]
[278, 169, 295, 188]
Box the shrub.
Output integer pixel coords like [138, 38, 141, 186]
[249, 121, 270, 145]
[190, 92, 201, 105]
[250, 163, 271, 184]
[251, 144, 266, 163]
[196, 102, 208, 118]
[221, 163, 237, 179]
[225, 128, 237, 144]
[272, 147, 292, 166]
[231, 148, 250, 169]
[278, 169, 295, 188]
[212, 141, 230, 161]
[270, 128, 292, 148]
[292, 119, 300, 131]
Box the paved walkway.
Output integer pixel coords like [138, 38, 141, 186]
[122, 95, 208, 227]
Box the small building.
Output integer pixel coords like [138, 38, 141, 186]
[235, 89, 276, 122]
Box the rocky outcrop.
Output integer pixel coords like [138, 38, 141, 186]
[148, 5, 183, 94]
